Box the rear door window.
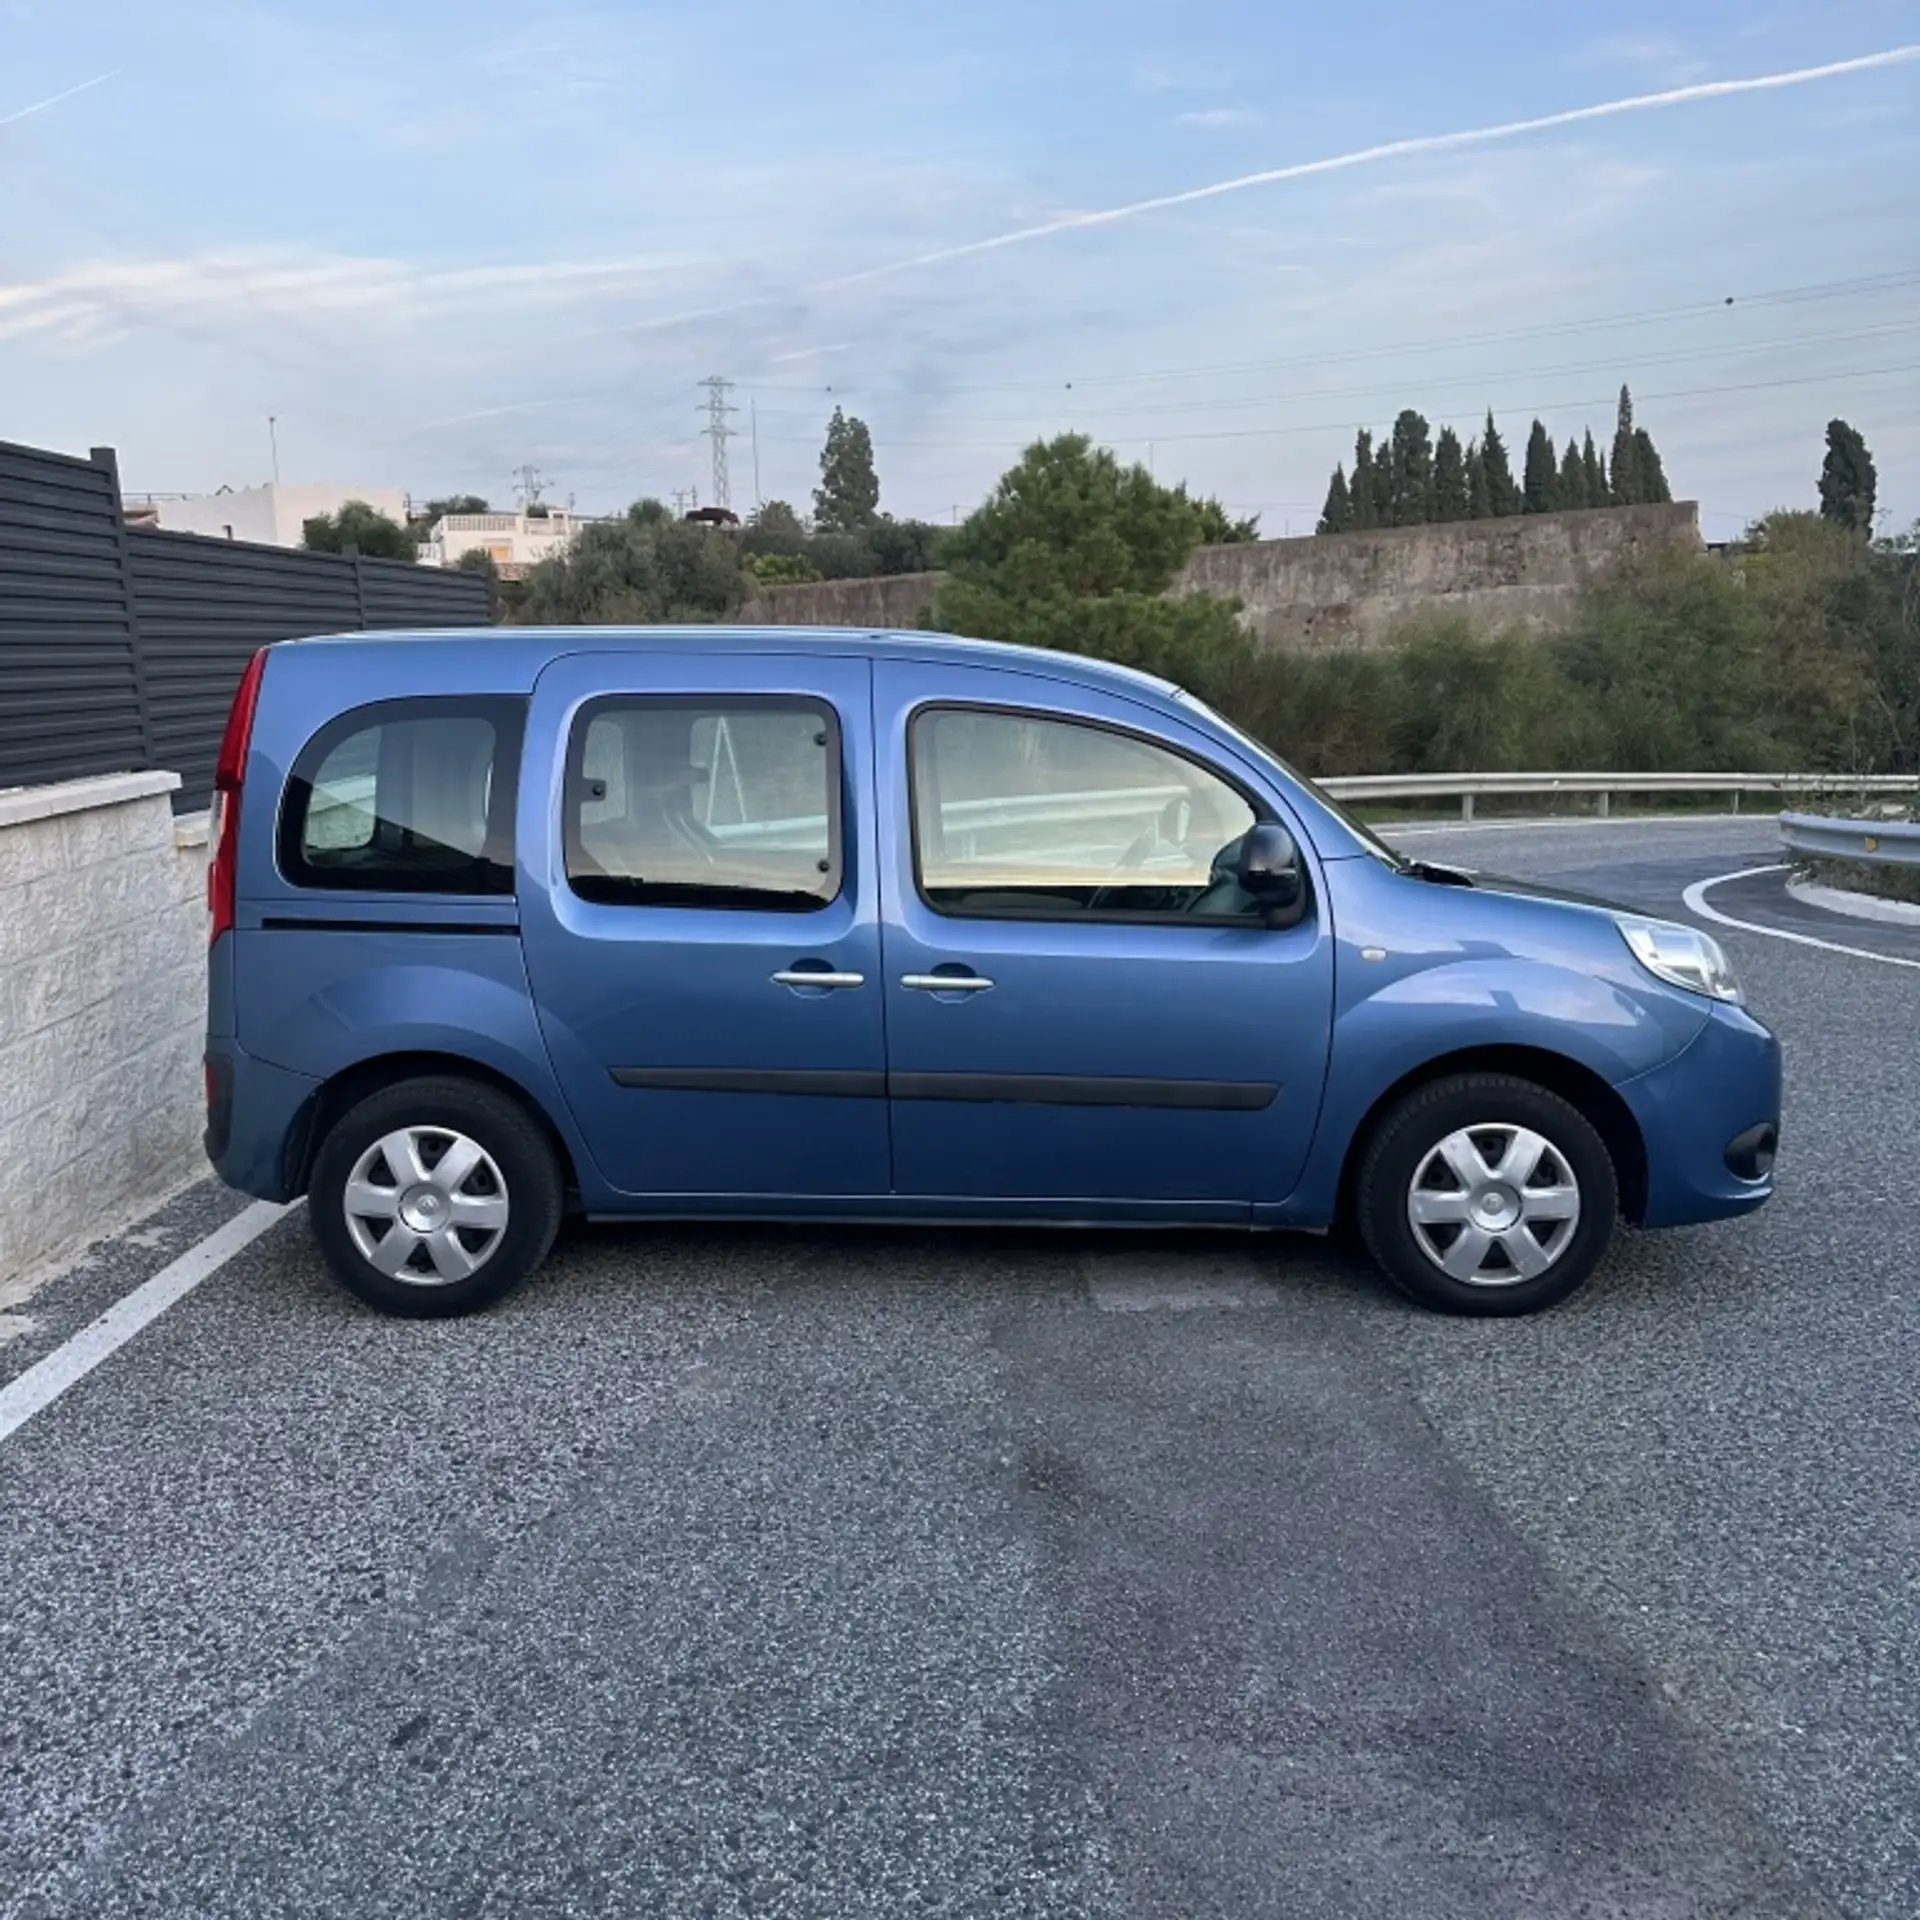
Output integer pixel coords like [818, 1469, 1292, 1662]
[564, 695, 840, 910]
[280, 697, 522, 893]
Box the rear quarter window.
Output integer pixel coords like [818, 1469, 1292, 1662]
[279, 697, 524, 894]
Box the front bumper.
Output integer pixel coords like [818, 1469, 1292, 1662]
[1617, 1000, 1783, 1228]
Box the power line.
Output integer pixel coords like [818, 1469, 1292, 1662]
[698, 375, 738, 511]
[748, 362, 1920, 452]
[746, 320, 1916, 429]
[743, 269, 1920, 400]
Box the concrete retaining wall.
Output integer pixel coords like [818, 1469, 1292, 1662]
[738, 503, 1701, 650]
[0, 772, 210, 1292]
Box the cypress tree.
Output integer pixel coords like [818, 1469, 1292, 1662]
[1318, 464, 1354, 535]
[1466, 441, 1491, 519]
[1432, 426, 1469, 521]
[1582, 429, 1606, 506]
[1633, 427, 1671, 504]
[1522, 419, 1558, 514]
[1818, 418, 1877, 535]
[1610, 385, 1640, 505]
[1388, 409, 1434, 525]
[1559, 436, 1586, 509]
[1480, 411, 1520, 516]
[1368, 433, 1394, 525]
[1349, 431, 1378, 529]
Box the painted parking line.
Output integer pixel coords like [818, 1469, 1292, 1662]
[0, 1200, 295, 1447]
[1682, 864, 1920, 972]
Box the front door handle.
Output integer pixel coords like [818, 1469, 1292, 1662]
[901, 972, 994, 992]
[772, 968, 865, 990]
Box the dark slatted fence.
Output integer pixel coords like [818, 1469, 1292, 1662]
[0, 440, 492, 809]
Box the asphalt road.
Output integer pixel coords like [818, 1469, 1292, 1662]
[2, 818, 1914, 1919]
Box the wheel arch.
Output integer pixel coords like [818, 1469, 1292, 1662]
[1335, 1044, 1649, 1228]
[284, 1050, 583, 1205]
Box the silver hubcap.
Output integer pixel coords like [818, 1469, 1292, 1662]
[1407, 1124, 1581, 1287]
[343, 1126, 510, 1286]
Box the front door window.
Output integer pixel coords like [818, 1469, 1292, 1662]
[910, 706, 1263, 922]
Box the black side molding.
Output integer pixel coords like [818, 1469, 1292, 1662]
[611, 1067, 889, 1098]
[609, 1067, 1277, 1110]
[259, 917, 520, 936]
[889, 1071, 1278, 1111]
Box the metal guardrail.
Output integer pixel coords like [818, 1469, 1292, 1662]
[1320, 771, 1920, 822]
[1779, 811, 1920, 868]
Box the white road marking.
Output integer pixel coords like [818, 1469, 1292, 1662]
[1682, 865, 1920, 972]
[0, 1200, 295, 1447]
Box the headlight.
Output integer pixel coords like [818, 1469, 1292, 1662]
[1616, 915, 1743, 1003]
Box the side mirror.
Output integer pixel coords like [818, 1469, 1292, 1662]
[1238, 822, 1305, 923]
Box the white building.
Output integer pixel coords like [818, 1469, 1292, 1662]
[416, 510, 586, 580]
[145, 483, 411, 549]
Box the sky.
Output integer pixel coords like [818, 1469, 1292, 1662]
[2, 0, 1917, 539]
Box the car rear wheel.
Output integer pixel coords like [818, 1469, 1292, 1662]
[310, 1076, 563, 1317]
[1356, 1072, 1618, 1316]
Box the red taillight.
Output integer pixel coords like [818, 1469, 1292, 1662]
[208, 649, 268, 945]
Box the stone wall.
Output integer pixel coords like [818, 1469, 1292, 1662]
[1177, 502, 1700, 651]
[737, 502, 1701, 650]
[0, 773, 210, 1294]
[741, 569, 943, 631]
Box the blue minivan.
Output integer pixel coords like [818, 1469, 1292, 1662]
[203, 626, 1780, 1318]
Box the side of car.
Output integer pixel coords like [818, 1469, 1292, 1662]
[207, 629, 1776, 1320]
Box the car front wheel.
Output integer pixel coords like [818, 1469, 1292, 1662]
[309, 1076, 563, 1317]
[1356, 1072, 1618, 1315]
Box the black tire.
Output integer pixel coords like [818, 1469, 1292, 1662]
[1355, 1072, 1618, 1317]
[309, 1076, 563, 1318]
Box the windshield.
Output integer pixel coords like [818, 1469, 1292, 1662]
[1173, 690, 1410, 869]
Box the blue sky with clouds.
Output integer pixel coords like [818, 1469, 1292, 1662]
[4, 0, 1917, 534]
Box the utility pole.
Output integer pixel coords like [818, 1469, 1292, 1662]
[670, 485, 699, 518]
[698, 375, 737, 512]
[750, 398, 761, 510]
[267, 416, 281, 485]
[513, 464, 549, 512]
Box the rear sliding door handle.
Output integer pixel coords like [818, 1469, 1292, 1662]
[772, 969, 865, 990]
[901, 972, 995, 992]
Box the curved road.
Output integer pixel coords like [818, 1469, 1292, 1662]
[0, 818, 1914, 1919]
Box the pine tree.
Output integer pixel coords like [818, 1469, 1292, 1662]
[1318, 464, 1354, 535]
[814, 406, 881, 530]
[1349, 431, 1378, 529]
[1632, 427, 1671, 504]
[1559, 436, 1586, 509]
[1466, 441, 1491, 519]
[1387, 409, 1434, 525]
[1432, 426, 1469, 521]
[1480, 411, 1520, 516]
[1522, 419, 1558, 514]
[1609, 385, 1640, 505]
[1582, 429, 1606, 506]
[1818, 418, 1877, 535]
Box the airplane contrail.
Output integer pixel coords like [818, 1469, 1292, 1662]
[816, 44, 1920, 290]
[0, 69, 120, 130]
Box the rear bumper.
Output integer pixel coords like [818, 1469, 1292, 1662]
[1618, 1001, 1783, 1228]
[203, 1039, 321, 1203]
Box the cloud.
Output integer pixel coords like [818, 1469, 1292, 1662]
[0, 247, 699, 346]
[1177, 107, 1260, 129]
[1574, 34, 1710, 84]
[817, 43, 1920, 293]
[0, 68, 118, 128]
